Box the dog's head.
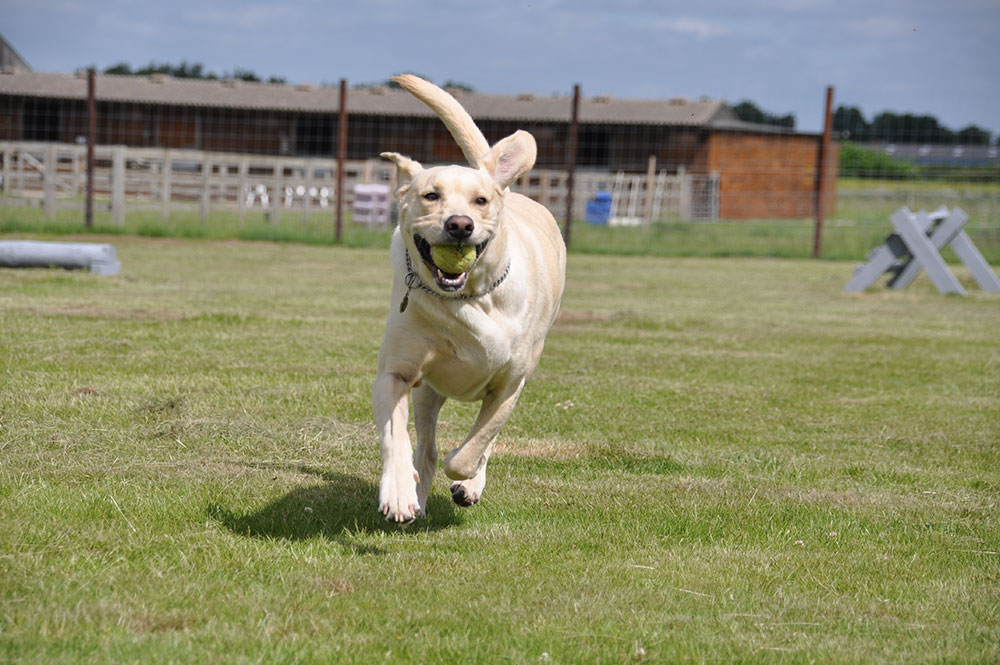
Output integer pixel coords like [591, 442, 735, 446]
[382, 130, 536, 293]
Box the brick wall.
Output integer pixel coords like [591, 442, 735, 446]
[700, 132, 838, 219]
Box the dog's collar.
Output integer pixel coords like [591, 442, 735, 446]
[400, 250, 511, 313]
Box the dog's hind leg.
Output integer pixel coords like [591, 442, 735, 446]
[413, 383, 446, 513]
[450, 437, 495, 507]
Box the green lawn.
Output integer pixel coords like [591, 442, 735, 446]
[3, 177, 998, 264]
[1, 236, 998, 663]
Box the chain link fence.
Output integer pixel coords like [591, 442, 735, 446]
[1, 72, 997, 260]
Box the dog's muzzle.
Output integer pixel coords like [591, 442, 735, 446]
[413, 233, 490, 292]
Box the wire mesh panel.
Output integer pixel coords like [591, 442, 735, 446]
[0, 72, 997, 260]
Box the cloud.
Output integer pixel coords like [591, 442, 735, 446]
[655, 17, 732, 38]
[179, 4, 301, 31]
[847, 16, 918, 39]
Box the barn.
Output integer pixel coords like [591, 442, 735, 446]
[0, 67, 836, 219]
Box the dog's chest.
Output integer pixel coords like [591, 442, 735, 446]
[422, 308, 519, 400]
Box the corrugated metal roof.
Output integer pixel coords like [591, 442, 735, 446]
[0, 69, 780, 130]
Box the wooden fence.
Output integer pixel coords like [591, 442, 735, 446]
[0, 142, 717, 225]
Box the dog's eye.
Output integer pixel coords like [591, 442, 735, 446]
[422, 191, 439, 202]
[474, 196, 488, 206]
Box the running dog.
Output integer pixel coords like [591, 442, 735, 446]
[374, 75, 566, 523]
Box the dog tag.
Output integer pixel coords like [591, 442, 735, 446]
[399, 291, 409, 313]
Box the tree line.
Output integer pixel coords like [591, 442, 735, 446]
[96, 61, 287, 84]
[732, 100, 994, 145]
[89, 63, 994, 145]
[832, 106, 992, 145]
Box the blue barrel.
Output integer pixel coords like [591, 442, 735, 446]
[586, 190, 612, 224]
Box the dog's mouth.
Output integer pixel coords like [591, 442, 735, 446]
[413, 234, 489, 292]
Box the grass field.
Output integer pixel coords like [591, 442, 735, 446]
[2, 236, 998, 663]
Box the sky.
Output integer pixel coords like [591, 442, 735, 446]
[3, 0, 999, 136]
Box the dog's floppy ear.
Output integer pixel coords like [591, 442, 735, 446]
[479, 130, 537, 190]
[380, 152, 423, 195]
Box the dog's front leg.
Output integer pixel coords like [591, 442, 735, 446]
[373, 370, 421, 523]
[444, 377, 527, 481]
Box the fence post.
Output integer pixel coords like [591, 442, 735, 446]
[563, 83, 580, 248]
[17, 145, 26, 193]
[238, 157, 248, 224]
[1, 142, 9, 194]
[86, 68, 96, 228]
[160, 149, 172, 220]
[303, 162, 313, 223]
[813, 85, 834, 259]
[335, 78, 347, 243]
[643, 154, 657, 230]
[200, 156, 211, 221]
[44, 143, 57, 219]
[677, 165, 690, 220]
[111, 145, 125, 225]
[71, 144, 82, 196]
[272, 159, 283, 224]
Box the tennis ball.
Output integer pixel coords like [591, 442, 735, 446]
[431, 244, 477, 274]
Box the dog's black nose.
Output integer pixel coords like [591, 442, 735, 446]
[445, 215, 474, 240]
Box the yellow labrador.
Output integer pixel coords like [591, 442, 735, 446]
[374, 75, 566, 523]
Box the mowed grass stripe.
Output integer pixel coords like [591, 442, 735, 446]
[1, 237, 998, 664]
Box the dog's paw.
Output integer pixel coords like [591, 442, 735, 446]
[450, 479, 484, 508]
[379, 469, 423, 524]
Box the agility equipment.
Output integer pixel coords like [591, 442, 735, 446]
[845, 206, 999, 296]
[0, 241, 121, 275]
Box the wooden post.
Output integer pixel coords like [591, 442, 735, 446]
[160, 149, 172, 220]
[1, 142, 10, 194]
[43, 144, 57, 219]
[200, 157, 211, 222]
[335, 78, 347, 243]
[272, 159, 284, 224]
[86, 68, 96, 228]
[111, 146, 125, 225]
[643, 154, 657, 230]
[17, 145, 25, 193]
[238, 157, 248, 224]
[813, 85, 834, 259]
[563, 83, 580, 248]
[677, 165, 691, 220]
[71, 145, 82, 196]
[303, 163, 313, 224]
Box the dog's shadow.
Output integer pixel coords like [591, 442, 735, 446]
[208, 464, 460, 554]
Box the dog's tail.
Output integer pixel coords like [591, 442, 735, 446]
[392, 74, 491, 168]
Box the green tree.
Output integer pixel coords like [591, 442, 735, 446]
[839, 141, 916, 179]
[98, 61, 282, 83]
[833, 105, 870, 141]
[442, 80, 475, 93]
[871, 112, 954, 143]
[227, 68, 260, 82]
[731, 100, 795, 129]
[956, 125, 992, 145]
[103, 62, 133, 75]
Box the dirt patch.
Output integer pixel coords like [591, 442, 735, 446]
[125, 609, 194, 634]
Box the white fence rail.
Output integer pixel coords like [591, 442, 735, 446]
[0, 142, 717, 225]
[0, 141, 398, 225]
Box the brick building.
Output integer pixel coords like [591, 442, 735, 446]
[0, 68, 836, 219]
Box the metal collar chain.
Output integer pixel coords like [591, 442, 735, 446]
[400, 250, 511, 312]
